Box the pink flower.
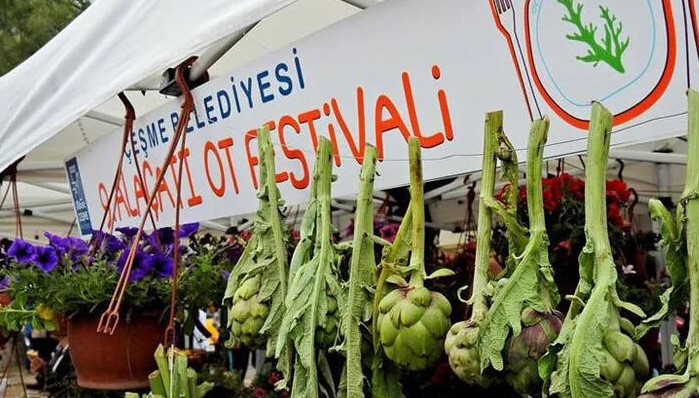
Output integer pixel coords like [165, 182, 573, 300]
[253, 387, 266, 398]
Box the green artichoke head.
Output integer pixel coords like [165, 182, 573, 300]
[444, 320, 495, 388]
[378, 285, 452, 371]
[229, 274, 269, 349]
[600, 330, 650, 398]
[316, 293, 340, 348]
[504, 309, 563, 395]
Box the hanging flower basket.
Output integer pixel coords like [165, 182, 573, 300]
[68, 313, 164, 390]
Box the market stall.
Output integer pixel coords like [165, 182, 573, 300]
[1, 0, 699, 397]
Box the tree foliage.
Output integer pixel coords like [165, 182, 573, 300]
[0, 0, 89, 76]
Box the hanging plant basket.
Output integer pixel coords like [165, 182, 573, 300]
[68, 313, 164, 390]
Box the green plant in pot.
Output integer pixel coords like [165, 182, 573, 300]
[0, 223, 200, 390]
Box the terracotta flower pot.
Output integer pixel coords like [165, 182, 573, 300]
[68, 313, 165, 390]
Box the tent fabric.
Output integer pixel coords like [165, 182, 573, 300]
[0, 0, 297, 174]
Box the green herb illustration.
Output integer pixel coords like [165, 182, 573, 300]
[558, 0, 630, 73]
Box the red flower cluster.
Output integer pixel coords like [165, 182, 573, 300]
[496, 173, 630, 228]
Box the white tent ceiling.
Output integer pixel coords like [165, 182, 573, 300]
[0, 0, 690, 242]
[0, 0, 369, 240]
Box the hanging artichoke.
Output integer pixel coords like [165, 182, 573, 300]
[444, 111, 503, 388]
[377, 285, 451, 371]
[503, 309, 562, 394]
[376, 138, 453, 371]
[315, 293, 340, 348]
[229, 273, 268, 348]
[445, 320, 493, 387]
[636, 91, 699, 398]
[477, 117, 562, 396]
[542, 102, 649, 398]
[224, 126, 291, 378]
[275, 137, 345, 398]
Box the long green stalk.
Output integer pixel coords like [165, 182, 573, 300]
[343, 145, 378, 398]
[407, 138, 426, 287]
[469, 111, 501, 322]
[684, 90, 699, 352]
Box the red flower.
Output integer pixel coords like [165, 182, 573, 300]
[268, 372, 281, 385]
[518, 186, 527, 203]
[253, 387, 266, 398]
[280, 390, 289, 398]
[606, 179, 630, 203]
[542, 189, 558, 212]
[607, 201, 626, 227]
[556, 240, 571, 252]
[291, 230, 300, 240]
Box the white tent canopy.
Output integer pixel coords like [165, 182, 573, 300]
[0, 0, 371, 240]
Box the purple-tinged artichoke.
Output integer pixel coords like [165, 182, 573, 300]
[504, 309, 562, 394]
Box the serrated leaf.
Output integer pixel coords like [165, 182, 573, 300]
[479, 232, 558, 371]
[279, 138, 342, 398]
[636, 199, 688, 339]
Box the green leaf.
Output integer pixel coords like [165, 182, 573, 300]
[424, 268, 455, 280]
[385, 275, 408, 287]
[635, 199, 688, 339]
[279, 138, 342, 398]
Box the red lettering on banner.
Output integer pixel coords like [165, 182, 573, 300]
[375, 94, 411, 161]
[204, 141, 226, 197]
[298, 109, 321, 151]
[278, 115, 309, 189]
[245, 129, 259, 190]
[403, 71, 444, 148]
[323, 103, 342, 167]
[332, 90, 365, 165]
[217, 138, 240, 194]
[179, 148, 203, 206]
[142, 160, 159, 219]
[97, 182, 111, 227]
[432, 65, 454, 141]
[131, 175, 143, 217]
[155, 166, 177, 213]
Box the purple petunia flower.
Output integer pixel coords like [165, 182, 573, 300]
[149, 251, 174, 279]
[178, 223, 199, 238]
[44, 231, 70, 257]
[32, 246, 59, 272]
[116, 227, 139, 238]
[7, 239, 36, 264]
[154, 227, 175, 246]
[0, 276, 11, 289]
[116, 248, 153, 282]
[104, 234, 126, 254]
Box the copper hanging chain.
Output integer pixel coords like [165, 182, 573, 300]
[97, 57, 198, 335]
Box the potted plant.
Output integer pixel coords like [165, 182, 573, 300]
[0, 223, 202, 390]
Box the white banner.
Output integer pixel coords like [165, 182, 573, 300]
[68, 0, 696, 235]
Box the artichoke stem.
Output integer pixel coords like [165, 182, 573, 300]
[407, 138, 425, 288]
[685, 90, 699, 355]
[469, 111, 501, 321]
